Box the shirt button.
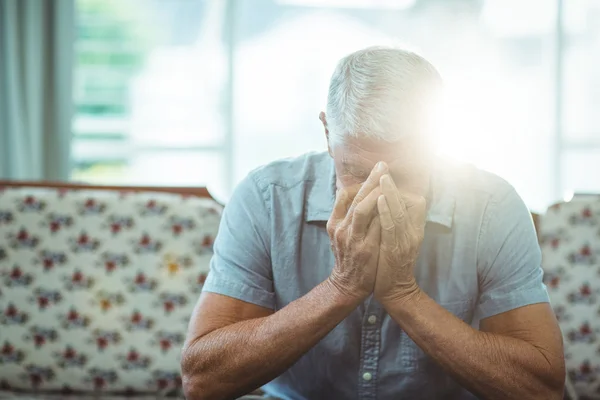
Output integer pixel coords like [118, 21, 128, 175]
[362, 372, 372, 381]
[367, 315, 377, 324]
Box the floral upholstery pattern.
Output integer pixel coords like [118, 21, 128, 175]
[0, 187, 222, 394]
[540, 198, 600, 399]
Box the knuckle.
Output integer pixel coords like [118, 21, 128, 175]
[333, 227, 346, 244]
[326, 219, 334, 233]
[326, 226, 336, 240]
[332, 229, 341, 243]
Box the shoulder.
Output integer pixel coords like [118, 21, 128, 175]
[433, 157, 519, 209]
[225, 152, 328, 229]
[247, 151, 330, 193]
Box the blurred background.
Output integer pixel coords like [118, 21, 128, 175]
[1, 0, 599, 210]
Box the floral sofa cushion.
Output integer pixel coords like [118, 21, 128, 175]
[0, 187, 222, 394]
[540, 198, 600, 399]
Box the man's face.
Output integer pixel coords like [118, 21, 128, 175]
[329, 133, 431, 198]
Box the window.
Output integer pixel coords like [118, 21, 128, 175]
[232, 0, 555, 210]
[72, 0, 599, 210]
[561, 0, 600, 196]
[72, 0, 229, 200]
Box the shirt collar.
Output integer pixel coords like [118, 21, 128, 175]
[305, 155, 455, 228]
[305, 154, 337, 222]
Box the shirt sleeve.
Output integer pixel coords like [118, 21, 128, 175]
[201, 172, 275, 309]
[476, 184, 550, 320]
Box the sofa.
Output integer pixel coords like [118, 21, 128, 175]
[0, 181, 222, 399]
[1, 180, 593, 399]
[539, 196, 600, 400]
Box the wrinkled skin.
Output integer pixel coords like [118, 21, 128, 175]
[320, 112, 431, 302]
[374, 173, 427, 303]
[326, 164, 384, 300]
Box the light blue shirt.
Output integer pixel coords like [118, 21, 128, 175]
[203, 151, 549, 400]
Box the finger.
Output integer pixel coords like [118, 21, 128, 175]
[401, 193, 419, 217]
[328, 185, 362, 236]
[377, 195, 396, 247]
[380, 174, 406, 221]
[329, 189, 349, 228]
[351, 186, 381, 234]
[348, 161, 388, 214]
[400, 193, 427, 226]
[342, 184, 361, 209]
[365, 210, 381, 245]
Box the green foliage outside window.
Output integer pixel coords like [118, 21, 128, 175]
[75, 0, 154, 118]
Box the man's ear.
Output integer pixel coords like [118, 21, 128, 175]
[319, 112, 333, 157]
[319, 111, 329, 136]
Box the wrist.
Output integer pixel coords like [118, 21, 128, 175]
[378, 282, 422, 309]
[324, 277, 368, 309]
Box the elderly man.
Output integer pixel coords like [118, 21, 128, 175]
[181, 47, 565, 400]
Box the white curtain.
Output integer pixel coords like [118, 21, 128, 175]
[0, 0, 74, 180]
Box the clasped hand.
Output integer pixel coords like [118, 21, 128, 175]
[327, 162, 426, 305]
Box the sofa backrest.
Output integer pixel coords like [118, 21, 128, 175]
[0, 183, 222, 394]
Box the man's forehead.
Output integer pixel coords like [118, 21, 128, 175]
[338, 143, 404, 167]
[333, 133, 426, 166]
[341, 155, 401, 171]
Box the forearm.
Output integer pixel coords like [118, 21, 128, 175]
[181, 279, 359, 400]
[385, 291, 564, 400]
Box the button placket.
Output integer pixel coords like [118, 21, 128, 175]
[358, 300, 383, 400]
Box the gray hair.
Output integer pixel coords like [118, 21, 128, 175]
[325, 46, 442, 144]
